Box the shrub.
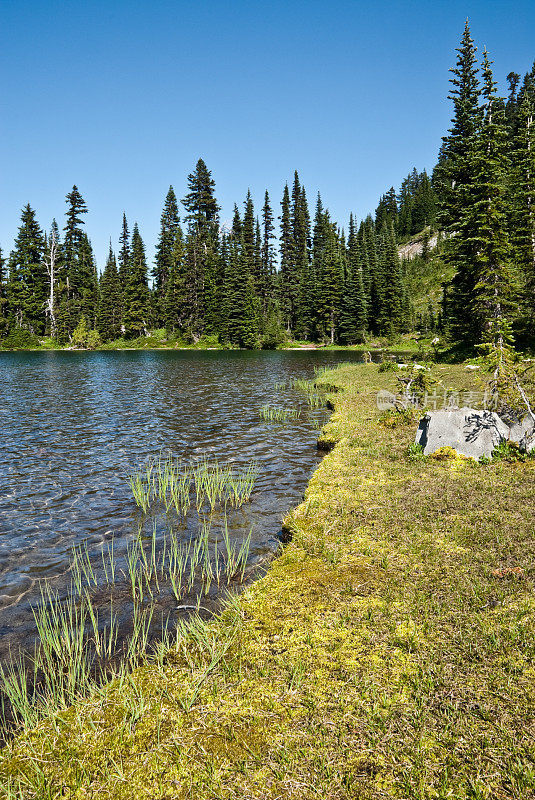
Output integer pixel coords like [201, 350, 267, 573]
[72, 316, 101, 350]
[1, 327, 40, 349]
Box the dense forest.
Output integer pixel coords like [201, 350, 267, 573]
[1, 22, 534, 350]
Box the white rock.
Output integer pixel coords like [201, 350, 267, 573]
[415, 407, 509, 459]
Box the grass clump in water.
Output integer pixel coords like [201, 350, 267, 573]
[259, 404, 301, 423]
[129, 455, 259, 515]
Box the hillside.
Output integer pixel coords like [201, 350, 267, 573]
[399, 231, 454, 321]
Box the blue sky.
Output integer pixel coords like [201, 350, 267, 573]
[1, 0, 535, 270]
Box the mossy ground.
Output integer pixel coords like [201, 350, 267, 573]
[1, 364, 534, 799]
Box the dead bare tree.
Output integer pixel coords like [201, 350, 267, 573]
[43, 223, 59, 337]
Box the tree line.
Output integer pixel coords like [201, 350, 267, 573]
[0, 163, 415, 348]
[1, 21, 534, 350]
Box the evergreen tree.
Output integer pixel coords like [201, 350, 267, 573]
[510, 89, 535, 323]
[58, 185, 95, 339]
[123, 223, 149, 337]
[118, 213, 130, 287]
[153, 187, 180, 325]
[279, 184, 295, 332]
[0, 246, 6, 334]
[98, 243, 122, 341]
[182, 159, 220, 336]
[378, 223, 405, 335]
[294, 183, 312, 338]
[317, 214, 343, 343]
[339, 213, 367, 343]
[6, 205, 46, 333]
[437, 22, 484, 341]
[469, 50, 518, 340]
[261, 190, 276, 308]
[164, 225, 187, 333]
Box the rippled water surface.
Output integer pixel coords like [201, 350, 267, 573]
[0, 349, 366, 659]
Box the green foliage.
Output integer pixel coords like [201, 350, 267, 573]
[476, 318, 535, 421]
[491, 440, 533, 462]
[407, 442, 426, 460]
[0, 327, 40, 349]
[71, 315, 101, 349]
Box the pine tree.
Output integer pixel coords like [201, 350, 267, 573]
[261, 190, 276, 308]
[469, 50, 518, 340]
[123, 223, 149, 337]
[510, 88, 535, 323]
[153, 187, 180, 326]
[6, 205, 46, 333]
[182, 159, 220, 336]
[164, 225, 187, 333]
[0, 246, 6, 334]
[98, 244, 122, 341]
[339, 214, 367, 343]
[279, 184, 294, 332]
[437, 22, 484, 341]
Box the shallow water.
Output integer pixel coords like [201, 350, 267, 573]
[0, 349, 371, 661]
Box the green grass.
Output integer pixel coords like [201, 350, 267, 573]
[128, 455, 259, 515]
[1, 364, 534, 798]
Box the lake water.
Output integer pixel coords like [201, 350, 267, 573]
[0, 349, 368, 662]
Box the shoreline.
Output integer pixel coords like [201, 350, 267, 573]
[2, 363, 533, 797]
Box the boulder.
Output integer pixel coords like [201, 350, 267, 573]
[415, 407, 509, 459]
[508, 415, 535, 453]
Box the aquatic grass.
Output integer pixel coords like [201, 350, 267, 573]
[0, 508, 254, 739]
[259, 404, 301, 423]
[128, 456, 258, 515]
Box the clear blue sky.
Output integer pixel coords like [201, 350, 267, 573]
[2, 0, 535, 271]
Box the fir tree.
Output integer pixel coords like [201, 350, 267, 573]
[510, 90, 535, 323]
[58, 185, 94, 338]
[339, 214, 367, 343]
[438, 22, 484, 341]
[123, 223, 149, 337]
[470, 50, 518, 340]
[153, 187, 180, 325]
[317, 214, 343, 343]
[98, 243, 122, 341]
[182, 159, 220, 336]
[261, 190, 276, 308]
[164, 225, 187, 333]
[6, 205, 46, 333]
[279, 184, 294, 332]
[0, 246, 6, 334]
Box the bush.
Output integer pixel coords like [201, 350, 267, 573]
[72, 316, 101, 350]
[1, 327, 40, 349]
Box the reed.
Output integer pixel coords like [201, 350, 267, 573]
[259, 404, 301, 423]
[1, 510, 253, 736]
[128, 456, 258, 515]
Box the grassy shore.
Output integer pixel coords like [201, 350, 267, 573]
[1, 363, 534, 799]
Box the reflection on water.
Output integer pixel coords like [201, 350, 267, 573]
[0, 349, 366, 659]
